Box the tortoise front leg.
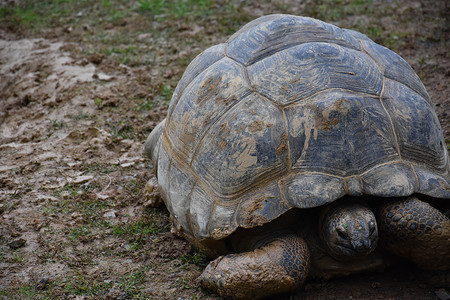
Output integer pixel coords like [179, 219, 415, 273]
[199, 234, 310, 300]
[377, 197, 450, 270]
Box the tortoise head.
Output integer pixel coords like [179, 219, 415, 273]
[319, 200, 378, 259]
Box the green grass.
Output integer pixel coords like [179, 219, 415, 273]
[136, 98, 154, 111]
[84, 162, 119, 174]
[18, 285, 35, 298]
[109, 120, 135, 141]
[181, 250, 209, 267]
[137, 0, 213, 19]
[69, 226, 92, 240]
[104, 45, 140, 65]
[0, 290, 9, 298]
[118, 269, 146, 296]
[65, 271, 113, 297]
[94, 97, 103, 107]
[110, 217, 165, 251]
[0, 0, 214, 31]
[216, 1, 251, 35]
[10, 251, 28, 263]
[53, 184, 79, 199]
[0, 0, 74, 29]
[62, 268, 152, 298]
[160, 84, 174, 104]
[112, 220, 161, 236]
[50, 184, 111, 227]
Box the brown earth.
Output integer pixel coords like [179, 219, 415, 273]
[0, 0, 449, 299]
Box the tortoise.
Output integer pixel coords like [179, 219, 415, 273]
[145, 14, 450, 299]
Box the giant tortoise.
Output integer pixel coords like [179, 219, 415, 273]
[145, 14, 450, 299]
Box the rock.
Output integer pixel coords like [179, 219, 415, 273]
[9, 238, 26, 249]
[103, 210, 117, 219]
[89, 53, 104, 64]
[371, 281, 381, 289]
[93, 72, 114, 81]
[70, 175, 93, 184]
[35, 278, 49, 291]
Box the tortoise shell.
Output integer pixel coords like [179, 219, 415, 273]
[148, 14, 450, 246]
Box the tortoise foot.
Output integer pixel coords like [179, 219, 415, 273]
[199, 234, 310, 300]
[378, 197, 450, 270]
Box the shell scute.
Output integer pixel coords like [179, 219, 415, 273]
[165, 157, 196, 236]
[166, 57, 251, 163]
[360, 162, 417, 196]
[381, 79, 447, 171]
[168, 43, 226, 119]
[281, 172, 346, 208]
[227, 15, 360, 66]
[189, 183, 215, 239]
[235, 180, 290, 229]
[192, 93, 288, 198]
[285, 91, 398, 176]
[359, 39, 430, 103]
[247, 42, 383, 106]
[414, 165, 450, 198]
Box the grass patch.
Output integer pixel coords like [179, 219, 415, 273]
[137, 0, 213, 19]
[0, 0, 216, 34]
[215, 1, 251, 35]
[0, 0, 131, 31]
[105, 45, 139, 65]
[110, 120, 135, 141]
[6, 250, 28, 264]
[119, 269, 146, 295]
[160, 84, 174, 103]
[304, 0, 374, 22]
[136, 98, 154, 111]
[53, 184, 80, 199]
[84, 162, 118, 174]
[69, 226, 92, 240]
[0, 0, 73, 29]
[181, 250, 209, 267]
[65, 272, 113, 297]
[50, 184, 111, 227]
[0, 290, 9, 298]
[112, 220, 161, 236]
[111, 217, 165, 251]
[18, 285, 35, 298]
[144, 83, 174, 107]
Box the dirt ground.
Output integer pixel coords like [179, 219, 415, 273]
[0, 0, 449, 299]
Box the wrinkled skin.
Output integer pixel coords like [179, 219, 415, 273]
[319, 200, 378, 259]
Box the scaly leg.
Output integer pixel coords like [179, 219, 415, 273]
[199, 234, 310, 300]
[377, 197, 450, 270]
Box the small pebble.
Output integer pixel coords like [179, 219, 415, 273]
[35, 278, 49, 291]
[371, 281, 381, 289]
[8, 238, 26, 249]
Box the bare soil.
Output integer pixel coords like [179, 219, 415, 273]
[0, 0, 449, 299]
